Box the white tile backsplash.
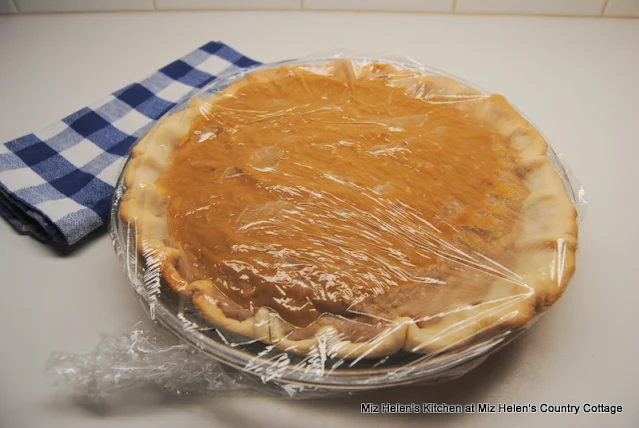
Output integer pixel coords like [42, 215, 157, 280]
[303, 0, 453, 12]
[0, 0, 17, 13]
[605, 0, 639, 17]
[16, 0, 154, 13]
[155, 0, 301, 10]
[456, 0, 607, 16]
[1, 0, 636, 17]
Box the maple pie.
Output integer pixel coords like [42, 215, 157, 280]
[120, 60, 578, 359]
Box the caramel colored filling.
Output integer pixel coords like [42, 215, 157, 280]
[159, 66, 528, 327]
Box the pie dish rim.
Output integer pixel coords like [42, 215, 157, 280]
[117, 56, 579, 361]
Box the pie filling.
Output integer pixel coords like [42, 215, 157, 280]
[158, 67, 529, 328]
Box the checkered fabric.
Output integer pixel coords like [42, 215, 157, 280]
[0, 42, 260, 245]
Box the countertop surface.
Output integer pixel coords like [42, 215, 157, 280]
[0, 10, 638, 428]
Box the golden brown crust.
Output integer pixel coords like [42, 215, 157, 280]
[119, 60, 578, 359]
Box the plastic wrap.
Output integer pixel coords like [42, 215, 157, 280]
[45, 323, 322, 399]
[51, 52, 586, 400]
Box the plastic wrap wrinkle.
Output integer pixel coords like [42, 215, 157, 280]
[46, 326, 250, 399]
[104, 52, 586, 393]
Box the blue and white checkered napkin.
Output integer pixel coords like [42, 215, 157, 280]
[0, 42, 261, 245]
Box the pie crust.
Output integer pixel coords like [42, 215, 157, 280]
[120, 60, 578, 359]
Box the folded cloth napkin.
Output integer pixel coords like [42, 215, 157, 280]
[0, 42, 260, 245]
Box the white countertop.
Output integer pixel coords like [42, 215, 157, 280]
[1, 10, 638, 428]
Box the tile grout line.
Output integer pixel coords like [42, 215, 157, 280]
[601, 0, 611, 16]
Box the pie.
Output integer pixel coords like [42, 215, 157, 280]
[120, 59, 578, 360]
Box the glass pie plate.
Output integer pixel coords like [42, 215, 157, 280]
[109, 54, 582, 392]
